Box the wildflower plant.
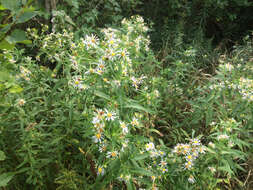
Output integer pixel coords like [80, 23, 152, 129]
[0, 15, 252, 190]
[0, 16, 164, 189]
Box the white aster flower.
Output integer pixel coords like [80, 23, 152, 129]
[17, 99, 26, 106]
[106, 151, 118, 158]
[92, 133, 103, 143]
[160, 168, 168, 174]
[105, 109, 117, 121]
[208, 167, 216, 173]
[188, 175, 195, 183]
[120, 121, 129, 134]
[97, 166, 105, 176]
[190, 138, 201, 146]
[145, 142, 155, 151]
[217, 134, 229, 140]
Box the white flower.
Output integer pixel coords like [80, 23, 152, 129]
[154, 90, 160, 97]
[184, 161, 194, 170]
[131, 117, 139, 127]
[136, 16, 144, 23]
[92, 117, 100, 124]
[95, 109, 105, 119]
[69, 76, 85, 90]
[120, 121, 129, 134]
[159, 160, 167, 167]
[106, 151, 118, 158]
[198, 146, 206, 154]
[208, 142, 215, 148]
[95, 68, 104, 75]
[125, 175, 131, 181]
[83, 34, 98, 49]
[97, 59, 106, 70]
[185, 154, 194, 161]
[188, 175, 195, 183]
[217, 134, 229, 140]
[92, 133, 103, 143]
[228, 141, 234, 147]
[17, 99, 26, 106]
[208, 167, 216, 173]
[113, 80, 121, 87]
[160, 168, 168, 174]
[121, 140, 129, 152]
[158, 150, 165, 157]
[107, 49, 117, 61]
[190, 138, 201, 146]
[97, 166, 105, 176]
[145, 142, 155, 151]
[105, 109, 117, 121]
[117, 49, 129, 60]
[99, 144, 107, 153]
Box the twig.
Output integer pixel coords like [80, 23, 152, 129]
[244, 169, 251, 186]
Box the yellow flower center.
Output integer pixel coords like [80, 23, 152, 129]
[96, 133, 101, 139]
[111, 152, 117, 157]
[98, 167, 103, 173]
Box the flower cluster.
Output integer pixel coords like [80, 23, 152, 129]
[218, 63, 234, 72]
[209, 63, 253, 102]
[18, 66, 31, 81]
[145, 142, 168, 175]
[172, 138, 206, 170]
[238, 77, 253, 102]
[68, 75, 88, 90]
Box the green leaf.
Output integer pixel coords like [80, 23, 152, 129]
[124, 101, 153, 113]
[0, 0, 20, 11]
[0, 71, 13, 82]
[0, 24, 13, 34]
[64, 0, 79, 9]
[132, 153, 149, 161]
[0, 5, 6, 10]
[94, 90, 111, 101]
[0, 39, 15, 50]
[148, 129, 164, 137]
[126, 181, 135, 190]
[0, 173, 14, 187]
[0, 151, 6, 161]
[6, 29, 29, 44]
[9, 85, 23, 93]
[130, 167, 154, 176]
[16, 9, 37, 24]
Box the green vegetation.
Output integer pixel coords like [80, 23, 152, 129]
[0, 0, 252, 189]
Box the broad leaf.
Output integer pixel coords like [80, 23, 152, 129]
[0, 173, 14, 187]
[6, 29, 29, 44]
[0, 151, 6, 161]
[16, 9, 37, 24]
[0, 39, 15, 50]
[9, 85, 23, 93]
[0, 0, 20, 11]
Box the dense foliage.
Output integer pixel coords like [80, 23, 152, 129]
[0, 0, 252, 189]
